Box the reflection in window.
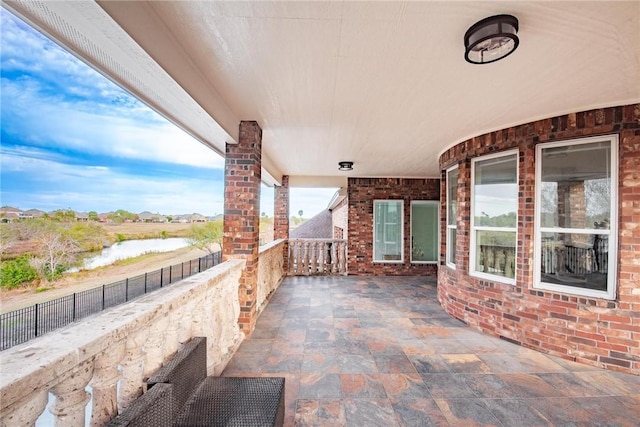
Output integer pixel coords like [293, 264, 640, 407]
[411, 201, 438, 263]
[471, 152, 518, 281]
[536, 136, 617, 299]
[374, 200, 403, 262]
[446, 167, 458, 266]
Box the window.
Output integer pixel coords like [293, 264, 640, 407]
[470, 152, 518, 283]
[411, 201, 439, 263]
[534, 135, 618, 299]
[446, 166, 458, 267]
[374, 200, 403, 262]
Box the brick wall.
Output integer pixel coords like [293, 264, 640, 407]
[438, 104, 640, 375]
[274, 175, 290, 271]
[347, 177, 440, 276]
[223, 121, 262, 335]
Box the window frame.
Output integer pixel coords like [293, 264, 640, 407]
[410, 200, 439, 264]
[533, 134, 619, 300]
[446, 165, 458, 268]
[373, 199, 404, 263]
[469, 150, 519, 285]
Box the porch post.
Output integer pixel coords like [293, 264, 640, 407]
[274, 175, 290, 272]
[223, 121, 262, 335]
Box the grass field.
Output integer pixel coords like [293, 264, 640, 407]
[101, 222, 194, 240]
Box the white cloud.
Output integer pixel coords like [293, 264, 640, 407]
[1, 78, 224, 169]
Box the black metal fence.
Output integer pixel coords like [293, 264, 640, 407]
[0, 251, 222, 351]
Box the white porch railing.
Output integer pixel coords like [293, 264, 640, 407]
[0, 258, 267, 426]
[288, 239, 347, 276]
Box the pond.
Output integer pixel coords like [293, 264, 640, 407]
[77, 238, 190, 270]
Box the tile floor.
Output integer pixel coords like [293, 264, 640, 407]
[222, 276, 640, 426]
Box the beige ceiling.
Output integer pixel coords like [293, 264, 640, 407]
[5, 1, 640, 188]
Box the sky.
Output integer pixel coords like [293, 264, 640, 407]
[0, 8, 336, 218]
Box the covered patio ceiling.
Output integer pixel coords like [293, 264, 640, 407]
[5, 1, 640, 187]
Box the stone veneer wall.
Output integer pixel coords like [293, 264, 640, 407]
[347, 177, 440, 276]
[0, 260, 245, 426]
[257, 239, 286, 315]
[438, 104, 640, 375]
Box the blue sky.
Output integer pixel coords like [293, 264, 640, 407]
[0, 8, 335, 218]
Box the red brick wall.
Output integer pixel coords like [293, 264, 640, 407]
[438, 104, 640, 375]
[347, 177, 440, 276]
[274, 175, 290, 271]
[223, 121, 262, 334]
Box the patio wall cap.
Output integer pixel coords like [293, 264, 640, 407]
[0, 259, 245, 410]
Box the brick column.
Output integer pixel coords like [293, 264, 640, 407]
[274, 175, 290, 272]
[223, 121, 262, 334]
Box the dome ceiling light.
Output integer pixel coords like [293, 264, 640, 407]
[338, 161, 354, 171]
[464, 14, 519, 64]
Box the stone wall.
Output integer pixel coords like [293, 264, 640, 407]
[347, 177, 440, 276]
[438, 104, 640, 375]
[257, 239, 286, 315]
[0, 260, 246, 425]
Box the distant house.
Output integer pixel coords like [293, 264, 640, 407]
[75, 212, 89, 221]
[98, 212, 113, 223]
[0, 206, 22, 222]
[139, 211, 168, 223]
[24, 209, 45, 218]
[189, 213, 206, 223]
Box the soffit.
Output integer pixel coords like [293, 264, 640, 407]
[6, 1, 640, 186]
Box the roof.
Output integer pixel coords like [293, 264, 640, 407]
[290, 210, 333, 239]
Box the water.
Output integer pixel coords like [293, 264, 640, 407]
[77, 238, 190, 270]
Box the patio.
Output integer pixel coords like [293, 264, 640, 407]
[223, 276, 640, 426]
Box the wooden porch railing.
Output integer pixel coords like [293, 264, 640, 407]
[288, 239, 347, 276]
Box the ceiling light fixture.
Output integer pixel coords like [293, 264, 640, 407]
[464, 14, 519, 64]
[338, 161, 353, 171]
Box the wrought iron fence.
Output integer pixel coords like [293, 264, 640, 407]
[0, 252, 221, 351]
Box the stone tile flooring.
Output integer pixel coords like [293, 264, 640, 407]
[222, 276, 640, 426]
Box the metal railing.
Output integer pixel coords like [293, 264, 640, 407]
[288, 239, 347, 276]
[0, 252, 221, 351]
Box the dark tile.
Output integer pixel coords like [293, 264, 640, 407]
[376, 373, 431, 401]
[528, 397, 596, 424]
[434, 399, 501, 426]
[498, 373, 566, 398]
[536, 372, 607, 397]
[263, 353, 303, 374]
[337, 354, 378, 374]
[294, 399, 346, 426]
[305, 340, 337, 354]
[298, 373, 343, 399]
[302, 353, 340, 374]
[340, 374, 388, 398]
[391, 398, 449, 427]
[408, 354, 453, 374]
[344, 398, 397, 427]
[305, 327, 335, 342]
[373, 354, 418, 374]
[481, 398, 550, 426]
[442, 354, 492, 374]
[421, 373, 477, 398]
[462, 374, 516, 398]
[334, 338, 371, 355]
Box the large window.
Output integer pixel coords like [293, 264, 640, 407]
[411, 201, 439, 263]
[373, 200, 403, 262]
[446, 166, 458, 267]
[471, 152, 518, 283]
[535, 135, 618, 299]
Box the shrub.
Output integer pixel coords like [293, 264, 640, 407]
[0, 255, 38, 289]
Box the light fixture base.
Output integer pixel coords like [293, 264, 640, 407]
[338, 161, 354, 171]
[464, 14, 519, 64]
